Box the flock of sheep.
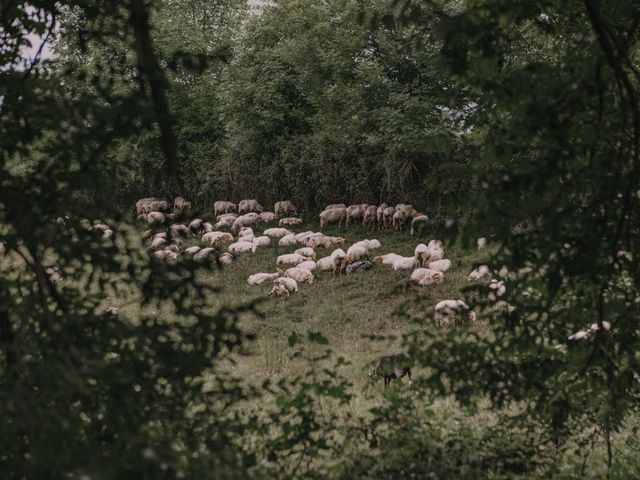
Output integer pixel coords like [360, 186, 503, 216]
[135, 196, 485, 325]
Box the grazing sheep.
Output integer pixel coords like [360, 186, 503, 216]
[214, 216, 236, 230]
[193, 247, 216, 261]
[468, 265, 490, 281]
[376, 203, 389, 229]
[346, 204, 367, 226]
[274, 200, 297, 217]
[153, 249, 178, 261]
[165, 243, 180, 253]
[319, 207, 347, 229]
[414, 244, 429, 267]
[264, 227, 292, 239]
[214, 201, 237, 215]
[228, 241, 257, 254]
[382, 207, 395, 229]
[426, 240, 444, 262]
[276, 253, 308, 266]
[203, 222, 214, 233]
[218, 252, 235, 265]
[296, 231, 322, 244]
[202, 231, 234, 247]
[325, 203, 346, 210]
[232, 213, 260, 231]
[142, 229, 155, 241]
[363, 205, 378, 229]
[278, 234, 299, 247]
[274, 277, 298, 293]
[189, 218, 203, 233]
[279, 217, 303, 227]
[252, 236, 271, 247]
[306, 235, 345, 248]
[345, 244, 368, 265]
[217, 212, 238, 221]
[259, 212, 277, 223]
[345, 260, 373, 274]
[410, 268, 444, 286]
[365, 239, 382, 250]
[434, 300, 476, 326]
[285, 267, 314, 284]
[373, 253, 403, 266]
[297, 260, 317, 272]
[294, 247, 316, 259]
[173, 196, 191, 213]
[392, 210, 408, 231]
[410, 215, 429, 236]
[170, 223, 190, 238]
[395, 203, 419, 218]
[247, 271, 282, 286]
[428, 259, 452, 273]
[370, 353, 413, 388]
[150, 236, 168, 250]
[136, 197, 168, 214]
[147, 211, 166, 224]
[317, 256, 334, 271]
[392, 256, 417, 270]
[238, 199, 264, 214]
[330, 248, 347, 275]
[238, 227, 255, 241]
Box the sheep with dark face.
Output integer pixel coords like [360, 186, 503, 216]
[370, 353, 413, 388]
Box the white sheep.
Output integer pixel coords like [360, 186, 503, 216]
[330, 248, 347, 274]
[392, 256, 417, 270]
[345, 244, 368, 265]
[259, 212, 277, 223]
[238, 227, 255, 242]
[150, 236, 168, 250]
[202, 231, 234, 247]
[269, 283, 290, 297]
[153, 249, 178, 261]
[376, 203, 388, 228]
[264, 227, 292, 239]
[189, 218, 203, 233]
[392, 210, 408, 230]
[193, 248, 216, 261]
[136, 197, 168, 214]
[382, 207, 395, 229]
[306, 235, 345, 248]
[346, 204, 367, 226]
[147, 211, 166, 224]
[426, 240, 444, 262]
[232, 213, 259, 231]
[202, 222, 214, 233]
[428, 259, 452, 273]
[278, 234, 299, 247]
[319, 207, 346, 229]
[316, 256, 333, 271]
[173, 196, 191, 213]
[434, 299, 476, 326]
[285, 267, 314, 284]
[218, 252, 234, 265]
[294, 247, 316, 259]
[247, 271, 282, 286]
[252, 236, 271, 247]
[477, 237, 487, 249]
[468, 265, 490, 281]
[363, 205, 378, 229]
[184, 246, 201, 256]
[274, 277, 298, 293]
[276, 253, 307, 266]
[214, 216, 236, 230]
[373, 253, 403, 266]
[414, 244, 429, 267]
[228, 241, 257, 254]
[410, 268, 444, 286]
[238, 199, 264, 214]
[279, 217, 303, 227]
[214, 201, 237, 215]
[274, 200, 297, 217]
[410, 215, 429, 236]
[170, 223, 190, 238]
[324, 203, 346, 210]
[365, 239, 382, 250]
[297, 260, 317, 272]
[295, 231, 317, 242]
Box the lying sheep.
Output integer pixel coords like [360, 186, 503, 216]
[410, 215, 429, 236]
[306, 235, 345, 248]
[217, 212, 238, 221]
[147, 211, 166, 224]
[346, 204, 367, 226]
[273, 277, 298, 293]
[264, 227, 292, 239]
[279, 217, 303, 227]
[410, 268, 444, 286]
[252, 236, 271, 247]
[297, 260, 317, 272]
[184, 246, 201, 256]
[214, 216, 236, 230]
[373, 253, 403, 266]
[370, 352, 413, 388]
[150, 236, 168, 250]
[238, 199, 264, 214]
[259, 212, 277, 223]
[276, 253, 308, 266]
[170, 223, 191, 238]
[294, 247, 315, 259]
[428, 259, 451, 273]
[392, 256, 417, 270]
[274, 200, 296, 217]
[218, 252, 235, 265]
[193, 247, 216, 261]
[247, 271, 282, 286]
[269, 283, 290, 297]
[202, 231, 234, 247]
[278, 234, 299, 247]
[214, 201, 237, 215]
[228, 241, 257, 254]
[203, 222, 214, 233]
[153, 249, 179, 261]
[363, 205, 378, 229]
[238, 227, 255, 242]
[468, 265, 490, 281]
[285, 267, 314, 284]
[434, 300, 476, 326]
[427, 240, 444, 263]
[232, 213, 260, 231]
[319, 207, 346, 229]
[345, 260, 372, 274]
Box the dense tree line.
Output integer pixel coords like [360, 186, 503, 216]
[2, 0, 640, 478]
